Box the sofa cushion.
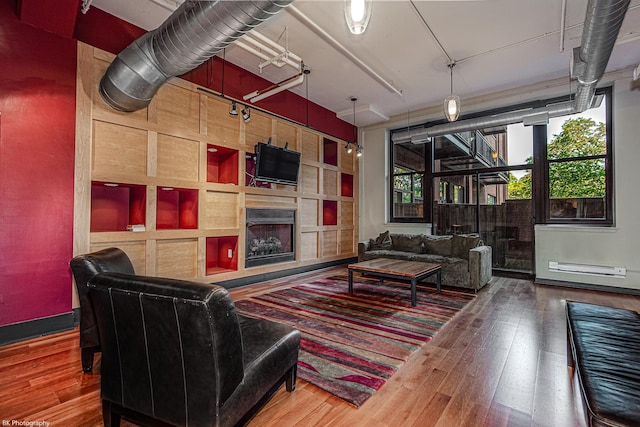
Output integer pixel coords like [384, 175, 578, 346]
[451, 234, 482, 259]
[369, 230, 392, 250]
[423, 235, 453, 256]
[390, 234, 424, 253]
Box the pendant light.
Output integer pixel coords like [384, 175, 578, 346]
[344, 0, 371, 35]
[350, 96, 362, 158]
[444, 61, 460, 122]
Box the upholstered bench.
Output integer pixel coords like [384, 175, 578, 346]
[566, 301, 640, 426]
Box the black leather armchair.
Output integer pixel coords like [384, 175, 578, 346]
[88, 272, 301, 427]
[69, 247, 135, 372]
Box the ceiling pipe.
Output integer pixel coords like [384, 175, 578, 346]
[99, 0, 292, 112]
[249, 29, 303, 63]
[243, 72, 305, 103]
[235, 30, 303, 71]
[393, 0, 630, 144]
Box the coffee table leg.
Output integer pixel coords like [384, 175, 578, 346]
[348, 269, 354, 294]
[436, 270, 441, 293]
[411, 278, 417, 307]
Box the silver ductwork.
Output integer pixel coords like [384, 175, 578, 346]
[99, 0, 292, 112]
[573, 0, 630, 111]
[393, 0, 630, 144]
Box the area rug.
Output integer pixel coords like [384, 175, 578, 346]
[234, 275, 476, 407]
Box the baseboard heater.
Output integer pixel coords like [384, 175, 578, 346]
[549, 261, 626, 278]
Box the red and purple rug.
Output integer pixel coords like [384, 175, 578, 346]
[234, 275, 476, 407]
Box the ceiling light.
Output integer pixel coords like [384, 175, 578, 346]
[444, 61, 460, 122]
[344, 0, 371, 35]
[229, 101, 238, 116]
[242, 106, 251, 122]
[345, 143, 353, 154]
[356, 146, 363, 157]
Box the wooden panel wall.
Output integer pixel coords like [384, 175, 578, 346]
[74, 43, 359, 283]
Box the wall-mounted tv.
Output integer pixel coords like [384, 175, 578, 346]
[254, 142, 301, 186]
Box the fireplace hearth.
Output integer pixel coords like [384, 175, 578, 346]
[245, 208, 295, 268]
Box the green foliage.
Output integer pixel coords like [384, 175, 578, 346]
[547, 117, 606, 159]
[508, 172, 531, 199]
[508, 117, 606, 199]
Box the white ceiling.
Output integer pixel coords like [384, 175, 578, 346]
[91, 0, 640, 126]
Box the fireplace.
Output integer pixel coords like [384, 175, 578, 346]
[245, 208, 295, 268]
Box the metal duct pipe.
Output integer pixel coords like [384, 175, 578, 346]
[573, 0, 630, 111]
[393, 0, 630, 144]
[392, 101, 576, 143]
[99, 0, 292, 112]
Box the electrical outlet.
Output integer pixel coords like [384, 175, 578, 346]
[227, 249, 233, 258]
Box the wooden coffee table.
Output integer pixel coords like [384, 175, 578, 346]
[347, 258, 441, 307]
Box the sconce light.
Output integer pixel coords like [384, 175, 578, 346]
[241, 106, 251, 122]
[345, 143, 353, 154]
[344, 0, 372, 35]
[229, 101, 238, 116]
[491, 151, 498, 163]
[356, 145, 363, 157]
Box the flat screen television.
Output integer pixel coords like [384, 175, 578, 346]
[254, 142, 301, 186]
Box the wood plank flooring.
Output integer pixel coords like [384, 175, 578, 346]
[1, 267, 639, 426]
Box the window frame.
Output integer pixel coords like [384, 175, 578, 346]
[389, 140, 432, 223]
[388, 87, 614, 226]
[538, 87, 613, 225]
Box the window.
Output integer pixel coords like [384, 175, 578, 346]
[541, 92, 612, 223]
[390, 141, 430, 222]
[389, 87, 613, 227]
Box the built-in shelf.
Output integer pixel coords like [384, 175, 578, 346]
[323, 138, 338, 166]
[90, 182, 146, 232]
[323, 200, 338, 226]
[341, 173, 354, 197]
[206, 236, 239, 274]
[207, 144, 239, 184]
[156, 187, 198, 229]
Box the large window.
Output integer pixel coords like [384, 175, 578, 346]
[542, 96, 612, 223]
[389, 87, 613, 227]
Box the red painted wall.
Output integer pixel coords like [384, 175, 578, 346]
[0, 0, 77, 326]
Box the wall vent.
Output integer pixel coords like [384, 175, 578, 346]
[549, 261, 626, 278]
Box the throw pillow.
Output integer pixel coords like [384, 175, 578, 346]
[391, 234, 424, 253]
[451, 234, 482, 259]
[370, 230, 392, 250]
[423, 235, 453, 256]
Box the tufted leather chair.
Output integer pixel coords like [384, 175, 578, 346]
[88, 272, 300, 427]
[69, 247, 135, 372]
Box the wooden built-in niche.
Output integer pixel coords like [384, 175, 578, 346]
[74, 42, 359, 285]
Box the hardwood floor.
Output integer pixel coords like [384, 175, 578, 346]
[1, 267, 639, 426]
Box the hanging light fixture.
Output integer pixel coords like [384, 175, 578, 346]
[229, 100, 238, 116]
[345, 143, 353, 154]
[344, 0, 371, 35]
[350, 96, 362, 158]
[444, 61, 460, 122]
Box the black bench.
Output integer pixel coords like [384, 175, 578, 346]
[566, 301, 640, 426]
